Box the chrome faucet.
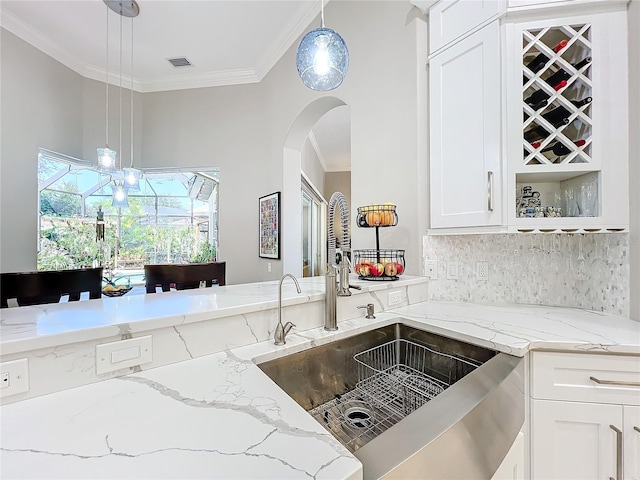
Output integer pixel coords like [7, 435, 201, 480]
[274, 274, 301, 345]
[325, 192, 361, 331]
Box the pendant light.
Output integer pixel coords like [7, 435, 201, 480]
[97, 4, 116, 171]
[123, 6, 141, 191]
[296, 0, 349, 91]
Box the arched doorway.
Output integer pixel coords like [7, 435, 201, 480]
[282, 96, 349, 276]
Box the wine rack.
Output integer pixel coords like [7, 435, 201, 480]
[522, 23, 592, 167]
[353, 205, 405, 281]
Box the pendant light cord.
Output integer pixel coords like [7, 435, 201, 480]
[320, 0, 325, 28]
[105, 7, 109, 146]
[118, 8, 123, 171]
[130, 15, 134, 168]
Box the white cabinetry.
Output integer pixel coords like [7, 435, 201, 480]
[429, 0, 506, 54]
[426, 1, 629, 234]
[530, 351, 640, 480]
[429, 22, 503, 229]
[506, 10, 629, 233]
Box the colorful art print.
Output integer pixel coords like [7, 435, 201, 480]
[259, 192, 280, 259]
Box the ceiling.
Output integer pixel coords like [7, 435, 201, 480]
[0, 0, 351, 172]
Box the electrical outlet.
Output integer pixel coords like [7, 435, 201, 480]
[0, 358, 29, 398]
[425, 260, 438, 279]
[388, 291, 403, 306]
[446, 262, 459, 280]
[476, 261, 489, 281]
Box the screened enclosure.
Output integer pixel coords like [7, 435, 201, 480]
[37, 149, 219, 283]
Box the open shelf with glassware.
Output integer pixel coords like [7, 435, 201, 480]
[353, 204, 405, 280]
[506, 12, 628, 233]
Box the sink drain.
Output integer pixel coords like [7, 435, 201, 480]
[343, 405, 374, 429]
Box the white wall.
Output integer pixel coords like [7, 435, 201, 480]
[629, 0, 640, 321]
[0, 30, 84, 272]
[325, 172, 351, 206]
[135, 1, 427, 284]
[0, 2, 427, 285]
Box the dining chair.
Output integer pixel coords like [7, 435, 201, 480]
[0, 267, 103, 308]
[143, 262, 226, 294]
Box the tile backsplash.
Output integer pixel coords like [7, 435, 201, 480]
[423, 233, 630, 317]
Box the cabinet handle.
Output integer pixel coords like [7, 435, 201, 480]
[634, 426, 640, 434]
[487, 171, 494, 212]
[589, 376, 640, 387]
[610, 424, 623, 480]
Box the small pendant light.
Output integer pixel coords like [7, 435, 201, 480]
[296, 0, 349, 91]
[123, 7, 141, 191]
[97, 4, 116, 171]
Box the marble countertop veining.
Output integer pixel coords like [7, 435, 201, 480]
[1, 290, 640, 479]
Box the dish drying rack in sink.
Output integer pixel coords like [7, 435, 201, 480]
[355, 338, 481, 416]
[309, 338, 481, 453]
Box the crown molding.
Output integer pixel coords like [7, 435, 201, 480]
[137, 69, 260, 93]
[2, 3, 314, 93]
[1, 9, 90, 79]
[254, 2, 321, 80]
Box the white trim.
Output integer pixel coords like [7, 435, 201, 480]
[301, 171, 327, 205]
[307, 131, 329, 173]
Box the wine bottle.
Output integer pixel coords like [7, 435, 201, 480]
[524, 118, 570, 142]
[542, 106, 572, 126]
[571, 96, 592, 108]
[541, 139, 587, 155]
[524, 79, 567, 106]
[573, 56, 592, 71]
[525, 40, 568, 73]
[545, 68, 572, 87]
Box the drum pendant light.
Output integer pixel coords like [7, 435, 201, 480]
[296, 0, 349, 91]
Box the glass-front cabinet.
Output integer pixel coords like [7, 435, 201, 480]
[506, 11, 629, 233]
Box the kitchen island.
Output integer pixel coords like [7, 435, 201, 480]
[1, 276, 639, 479]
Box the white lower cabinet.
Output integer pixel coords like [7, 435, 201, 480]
[530, 352, 640, 480]
[625, 405, 640, 480]
[531, 399, 620, 479]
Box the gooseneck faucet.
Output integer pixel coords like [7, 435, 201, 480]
[325, 192, 360, 331]
[274, 274, 301, 345]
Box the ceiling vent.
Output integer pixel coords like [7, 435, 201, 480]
[167, 57, 193, 68]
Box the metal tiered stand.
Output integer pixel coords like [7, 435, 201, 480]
[353, 204, 405, 281]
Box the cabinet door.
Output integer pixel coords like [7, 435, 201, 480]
[531, 399, 621, 480]
[429, 0, 505, 54]
[429, 22, 502, 229]
[626, 405, 640, 480]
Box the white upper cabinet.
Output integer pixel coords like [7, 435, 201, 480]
[506, 10, 629, 233]
[426, 0, 629, 234]
[429, 0, 506, 54]
[429, 22, 503, 229]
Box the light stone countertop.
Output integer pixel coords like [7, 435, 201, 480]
[1, 282, 639, 479]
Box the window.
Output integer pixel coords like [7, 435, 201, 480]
[301, 176, 326, 277]
[37, 149, 219, 284]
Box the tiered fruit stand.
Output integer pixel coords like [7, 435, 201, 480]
[353, 204, 405, 281]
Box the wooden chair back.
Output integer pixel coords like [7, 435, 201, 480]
[144, 262, 226, 294]
[0, 267, 104, 308]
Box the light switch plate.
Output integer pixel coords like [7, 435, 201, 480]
[96, 335, 153, 375]
[0, 358, 29, 398]
[447, 262, 459, 280]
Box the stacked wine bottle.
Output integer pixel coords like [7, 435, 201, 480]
[522, 25, 592, 166]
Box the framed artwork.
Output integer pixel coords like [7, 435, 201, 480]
[258, 191, 280, 259]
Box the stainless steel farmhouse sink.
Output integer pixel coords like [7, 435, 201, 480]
[258, 323, 524, 479]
